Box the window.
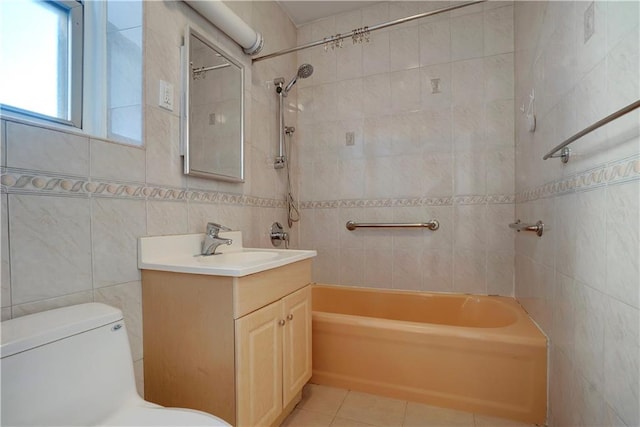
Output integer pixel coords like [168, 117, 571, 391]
[0, 0, 83, 127]
[0, 0, 143, 145]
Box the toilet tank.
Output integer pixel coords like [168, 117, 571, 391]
[1, 303, 142, 426]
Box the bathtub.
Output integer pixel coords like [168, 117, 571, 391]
[311, 284, 547, 424]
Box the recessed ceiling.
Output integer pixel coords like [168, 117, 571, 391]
[277, 1, 381, 27]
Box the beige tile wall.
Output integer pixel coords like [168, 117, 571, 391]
[106, 1, 143, 144]
[514, 1, 639, 426]
[2, 3, 638, 425]
[296, 1, 516, 295]
[0, 0, 298, 394]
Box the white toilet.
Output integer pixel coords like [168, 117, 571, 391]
[1, 303, 230, 426]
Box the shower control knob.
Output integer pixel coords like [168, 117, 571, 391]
[270, 222, 289, 247]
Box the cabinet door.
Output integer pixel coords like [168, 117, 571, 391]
[235, 300, 283, 427]
[282, 285, 312, 405]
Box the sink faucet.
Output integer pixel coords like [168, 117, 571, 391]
[202, 222, 233, 256]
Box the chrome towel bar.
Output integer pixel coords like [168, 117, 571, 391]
[543, 99, 640, 163]
[346, 220, 439, 231]
[509, 220, 544, 237]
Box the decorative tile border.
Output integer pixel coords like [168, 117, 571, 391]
[516, 155, 640, 203]
[299, 194, 515, 209]
[7, 154, 636, 210]
[0, 168, 517, 208]
[456, 194, 516, 205]
[0, 168, 286, 208]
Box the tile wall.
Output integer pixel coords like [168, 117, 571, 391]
[107, 1, 143, 144]
[2, 1, 638, 424]
[514, 1, 639, 426]
[0, 0, 298, 393]
[295, 1, 516, 295]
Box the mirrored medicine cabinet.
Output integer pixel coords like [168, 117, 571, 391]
[181, 26, 244, 182]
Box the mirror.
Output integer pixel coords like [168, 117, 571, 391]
[181, 26, 244, 182]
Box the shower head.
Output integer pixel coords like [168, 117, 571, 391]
[283, 63, 314, 95]
[297, 63, 314, 79]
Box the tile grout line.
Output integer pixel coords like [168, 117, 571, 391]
[400, 399, 409, 427]
[296, 384, 538, 427]
[330, 388, 351, 425]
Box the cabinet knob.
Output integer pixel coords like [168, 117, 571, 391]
[278, 319, 286, 326]
[287, 314, 293, 321]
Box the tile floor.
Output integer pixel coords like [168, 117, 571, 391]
[281, 384, 540, 427]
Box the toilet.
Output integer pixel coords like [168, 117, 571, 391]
[0, 303, 230, 426]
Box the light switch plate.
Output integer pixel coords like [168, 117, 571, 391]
[159, 80, 174, 111]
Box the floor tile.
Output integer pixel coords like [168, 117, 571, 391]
[331, 417, 377, 427]
[403, 401, 475, 426]
[298, 383, 349, 416]
[280, 385, 541, 427]
[474, 414, 537, 426]
[281, 408, 334, 427]
[336, 391, 407, 427]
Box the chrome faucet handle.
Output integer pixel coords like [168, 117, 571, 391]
[270, 222, 289, 248]
[202, 223, 233, 256]
[206, 222, 232, 236]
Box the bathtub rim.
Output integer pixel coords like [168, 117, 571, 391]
[311, 283, 547, 347]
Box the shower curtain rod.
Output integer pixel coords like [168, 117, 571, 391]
[192, 62, 231, 76]
[252, 0, 486, 63]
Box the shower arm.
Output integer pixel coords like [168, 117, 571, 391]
[273, 65, 312, 169]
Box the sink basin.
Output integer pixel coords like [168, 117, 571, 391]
[196, 251, 279, 266]
[138, 232, 316, 277]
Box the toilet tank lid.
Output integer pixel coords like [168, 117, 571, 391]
[1, 303, 123, 358]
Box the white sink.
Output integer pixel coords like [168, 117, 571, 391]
[138, 232, 316, 277]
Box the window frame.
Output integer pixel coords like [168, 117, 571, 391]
[0, 0, 83, 128]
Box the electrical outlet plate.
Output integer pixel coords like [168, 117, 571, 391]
[430, 78, 441, 94]
[159, 80, 174, 111]
[346, 131, 355, 146]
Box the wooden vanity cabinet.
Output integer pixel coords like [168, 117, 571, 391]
[142, 259, 312, 427]
[235, 286, 311, 426]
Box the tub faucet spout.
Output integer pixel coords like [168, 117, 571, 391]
[202, 222, 233, 255]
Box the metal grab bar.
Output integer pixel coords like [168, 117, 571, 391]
[543, 99, 640, 163]
[346, 220, 439, 231]
[509, 220, 544, 237]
